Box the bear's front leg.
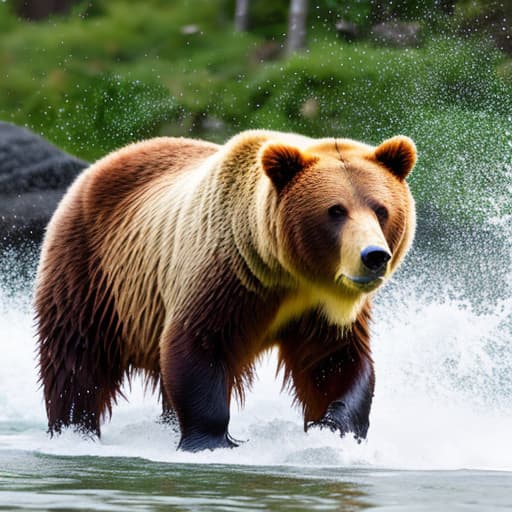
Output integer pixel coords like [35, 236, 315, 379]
[278, 310, 375, 442]
[160, 326, 238, 452]
[306, 354, 374, 441]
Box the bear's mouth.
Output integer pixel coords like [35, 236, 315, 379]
[337, 274, 385, 292]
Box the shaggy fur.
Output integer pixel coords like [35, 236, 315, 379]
[35, 130, 416, 451]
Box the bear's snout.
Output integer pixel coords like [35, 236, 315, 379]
[360, 245, 391, 275]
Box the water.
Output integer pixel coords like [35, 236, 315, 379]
[2, 454, 512, 512]
[0, 232, 511, 509]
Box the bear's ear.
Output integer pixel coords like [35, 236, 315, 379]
[374, 136, 417, 181]
[261, 143, 317, 191]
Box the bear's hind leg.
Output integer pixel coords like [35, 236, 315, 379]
[159, 381, 179, 428]
[37, 280, 125, 437]
[39, 324, 125, 437]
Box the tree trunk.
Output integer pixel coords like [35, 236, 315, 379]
[286, 0, 309, 55]
[234, 0, 250, 32]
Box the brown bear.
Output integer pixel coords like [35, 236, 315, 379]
[35, 130, 416, 452]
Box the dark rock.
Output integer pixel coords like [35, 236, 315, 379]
[0, 122, 88, 249]
[335, 19, 359, 42]
[200, 115, 226, 132]
[371, 21, 423, 48]
[299, 98, 320, 119]
[251, 41, 282, 64]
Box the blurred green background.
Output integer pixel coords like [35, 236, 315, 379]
[0, 0, 511, 224]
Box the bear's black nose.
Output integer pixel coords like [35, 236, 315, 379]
[360, 246, 391, 273]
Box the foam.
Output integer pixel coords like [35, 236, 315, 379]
[0, 274, 510, 471]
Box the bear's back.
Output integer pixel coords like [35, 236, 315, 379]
[83, 137, 220, 221]
[37, 137, 221, 373]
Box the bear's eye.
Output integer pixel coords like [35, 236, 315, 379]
[328, 204, 348, 220]
[374, 205, 389, 223]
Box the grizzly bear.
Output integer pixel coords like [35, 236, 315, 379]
[35, 130, 416, 452]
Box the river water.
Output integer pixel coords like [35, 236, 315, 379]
[0, 229, 511, 510]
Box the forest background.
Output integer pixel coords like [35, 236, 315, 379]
[0, 0, 511, 228]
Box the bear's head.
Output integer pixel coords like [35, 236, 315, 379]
[260, 135, 416, 301]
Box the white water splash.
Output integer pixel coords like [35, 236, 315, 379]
[0, 265, 511, 471]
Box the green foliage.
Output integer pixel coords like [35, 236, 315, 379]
[322, 0, 372, 25]
[0, 3, 16, 32]
[40, 75, 179, 159]
[0, 0, 510, 223]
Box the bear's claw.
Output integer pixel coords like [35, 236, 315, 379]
[306, 400, 369, 443]
[178, 432, 240, 452]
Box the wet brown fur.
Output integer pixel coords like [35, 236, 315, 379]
[35, 130, 416, 447]
[35, 138, 220, 434]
